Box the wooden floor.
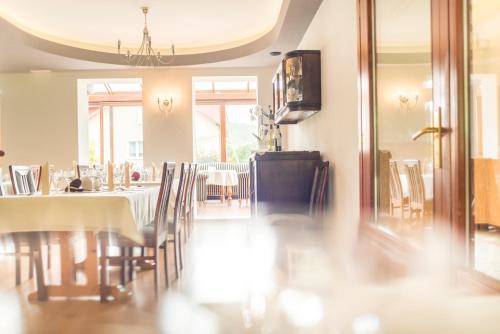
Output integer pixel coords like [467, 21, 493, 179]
[0, 239, 181, 333]
[4, 220, 500, 333]
[195, 199, 250, 220]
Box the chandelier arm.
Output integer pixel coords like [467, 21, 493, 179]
[157, 45, 176, 66]
[135, 39, 148, 66]
[117, 7, 176, 67]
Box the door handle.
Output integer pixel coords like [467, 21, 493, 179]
[411, 127, 439, 141]
[411, 107, 445, 168]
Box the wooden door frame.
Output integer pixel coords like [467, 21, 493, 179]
[356, 0, 468, 272]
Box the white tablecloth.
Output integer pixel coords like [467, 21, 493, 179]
[0, 187, 160, 244]
[400, 174, 433, 200]
[202, 169, 238, 187]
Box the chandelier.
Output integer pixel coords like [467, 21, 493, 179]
[117, 7, 175, 67]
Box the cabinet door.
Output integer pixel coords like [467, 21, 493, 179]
[284, 55, 304, 103]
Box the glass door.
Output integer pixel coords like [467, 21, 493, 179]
[468, 0, 500, 281]
[373, 0, 436, 241]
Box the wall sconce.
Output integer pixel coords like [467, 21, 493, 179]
[398, 92, 419, 112]
[157, 96, 173, 113]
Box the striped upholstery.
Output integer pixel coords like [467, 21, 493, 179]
[196, 162, 250, 203]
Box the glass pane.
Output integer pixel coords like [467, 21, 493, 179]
[102, 106, 111, 163]
[88, 107, 101, 165]
[225, 105, 258, 163]
[195, 105, 221, 162]
[213, 81, 247, 91]
[374, 0, 434, 241]
[112, 106, 144, 166]
[469, 0, 500, 280]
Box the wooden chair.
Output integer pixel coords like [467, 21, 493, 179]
[184, 163, 198, 239]
[403, 160, 428, 218]
[173, 163, 190, 270]
[76, 164, 89, 178]
[99, 162, 176, 299]
[9, 165, 40, 195]
[0, 179, 32, 285]
[265, 160, 330, 226]
[389, 160, 409, 218]
[309, 161, 329, 217]
[0, 176, 4, 196]
[7, 165, 51, 285]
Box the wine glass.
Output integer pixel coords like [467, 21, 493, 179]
[114, 165, 124, 190]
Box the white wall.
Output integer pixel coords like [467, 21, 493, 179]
[0, 67, 274, 169]
[286, 0, 359, 225]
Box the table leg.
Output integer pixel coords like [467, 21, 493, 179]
[29, 232, 48, 301]
[59, 232, 74, 286]
[220, 186, 225, 203]
[28, 232, 130, 302]
[226, 186, 233, 207]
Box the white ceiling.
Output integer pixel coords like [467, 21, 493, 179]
[375, 0, 431, 52]
[0, 0, 323, 72]
[0, 0, 283, 51]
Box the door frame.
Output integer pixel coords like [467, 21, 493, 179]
[357, 0, 469, 274]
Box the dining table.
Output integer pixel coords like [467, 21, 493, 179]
[0, 186, 161, 301]
[200, 169, 238, 206]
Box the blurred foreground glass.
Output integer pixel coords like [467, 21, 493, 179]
[373, 0, 434, 242]
[468, 0, 500, 281]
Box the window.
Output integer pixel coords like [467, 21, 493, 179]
[83, 79, 144, 166]
[193, 77, 258, 162]
[128, 141, 143, 158]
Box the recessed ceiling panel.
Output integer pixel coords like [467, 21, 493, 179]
[0, 0, 283, 51]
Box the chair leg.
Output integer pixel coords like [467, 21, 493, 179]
[47, 242, 51, 269]
[14, 236, 21, 286]
[183, 221, 188, 244]
[172, 240, 179, 279]
[119, 247, 126, 286]
[163, 243, 170, 288]
[178, 231, 183, 270]
[153, 249, 159, 299]
[29, 254, 34, 279]
[128, 247, 134, 282]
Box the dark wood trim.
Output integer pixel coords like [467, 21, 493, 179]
[357, 0, 375, 223]
[356, 0, 496, 292]
[448, 0, 467, 264]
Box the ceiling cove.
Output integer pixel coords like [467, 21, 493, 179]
[0, 0, 324, 67]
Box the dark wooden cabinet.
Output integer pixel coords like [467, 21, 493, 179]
[250, 151, 321, 216]
[272, 50, 321, 124]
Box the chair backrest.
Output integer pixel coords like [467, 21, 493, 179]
[389, 160, 404, 203]
[181, 164, 192, 214]
[403, 160, 425, 209]
[153, 162, 176, 246]
[309, 161, 329, 216]
[9, 165, 39, 195]
[173, 163, 190, 233]
[186, 163, 198, 210]
[77, 164, 89, 178]
[31, 165, 42, 191]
